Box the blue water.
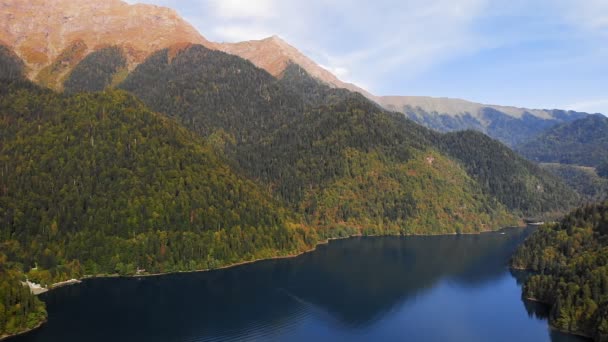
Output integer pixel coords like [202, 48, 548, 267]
[12, 228, 587, 342]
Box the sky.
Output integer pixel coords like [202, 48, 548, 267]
[125, 0, 608, 114]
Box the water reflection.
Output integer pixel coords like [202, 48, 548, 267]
[13, 228, 587, 342]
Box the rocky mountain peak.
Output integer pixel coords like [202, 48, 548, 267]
[0, 0, 211, 86]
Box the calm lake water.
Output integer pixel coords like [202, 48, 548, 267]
[13, 228, 588, 342]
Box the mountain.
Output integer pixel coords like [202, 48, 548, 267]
[512, 202, 608, 341]
[63, 45, 129, 94]
[0, 45, 25, 81]
[0, 0, 210, 89]
[0, 0, 371, 99]
[539, 163, 608, 202]
[437, 131, 580, 216]
[0, 78, 323, 284]
[118, 44, 579, 224]
[218, 36, 373, 98]
[378, 96, 589, 147]
[118, 44, 515, 234]
[516, 114, 608, 167]
[0, 0, 590, 149]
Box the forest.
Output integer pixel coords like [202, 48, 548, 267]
[516, 114, 608, 168]
[540, 163, 608, 202]
[0, 254, 46, 340]
[512, 202, 608, 341]
[64, 46, 127, 94]
[118, 44, 578, 220]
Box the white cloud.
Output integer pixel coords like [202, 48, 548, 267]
[319, 64, 349, 79]
[212, 25, 275, 42]
[208, 0, 278, 19]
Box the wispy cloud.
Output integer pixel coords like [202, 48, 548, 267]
[211, 25, 275, 42]
[178, 0, 490, 89]
[207, 0, 278, 19]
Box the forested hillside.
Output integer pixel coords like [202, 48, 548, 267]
[438, 131, 581, 216]
[0, 255, 46, 340]
[0, 45, 25, 81]
[540, 163, 608, 202]
[119, 45, 520, 234]
[516, 114, 608, 168]
[118, 44, 578, 223]
[512, 202, 608, 340]
[64, 46, 127, 94]
[0, 80, 320, 287]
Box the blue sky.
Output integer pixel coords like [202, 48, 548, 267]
[126, 0, 607, 114]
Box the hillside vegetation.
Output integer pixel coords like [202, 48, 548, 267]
[516, 115, 608, 168]
[512, 202, 608, 340]
[540, 163, 608, 202]
[438, 131, 581, 216]
[0, 80, 321, 284]
[0, 255, 46, 340]
[0, 45, 25, 81]
[64, 46, 127, 94]
[119, 45, 579, 221]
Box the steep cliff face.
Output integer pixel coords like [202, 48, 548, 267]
[0, 0, 211, 88]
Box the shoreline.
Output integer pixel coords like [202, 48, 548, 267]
[527, 297, 593, 340]
[0, 320, 47, 342]
[9, 224, 530, 340]
[77, 225, 526, 281]
[41, 224, 527, 285]
[515, 280, 594, 340]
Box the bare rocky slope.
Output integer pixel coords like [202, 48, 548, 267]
[0, 0, 211, 89]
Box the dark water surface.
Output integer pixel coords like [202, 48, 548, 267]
[13, 228, 588, 342]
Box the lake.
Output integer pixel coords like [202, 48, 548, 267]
[12, 228, 587, 342]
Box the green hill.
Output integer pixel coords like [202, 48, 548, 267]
[516, 114, 608, 168]
[0, 45, 25, 81]
[512, 202, 608, 341]
[438, 131, 581, 216]
[0, 80, 318, 285]
[118, 44, 578, 222]
[540, 163, 608, 202]
[64, 46, 128, 94]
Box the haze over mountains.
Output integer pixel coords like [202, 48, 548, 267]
[0, 0, 596, 146]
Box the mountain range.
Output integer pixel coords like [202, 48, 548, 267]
[0, 0, 598, 338]
[515, 114, 608, 201]
[0, 0, 597, 147]
[378, 96, 589, 146]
